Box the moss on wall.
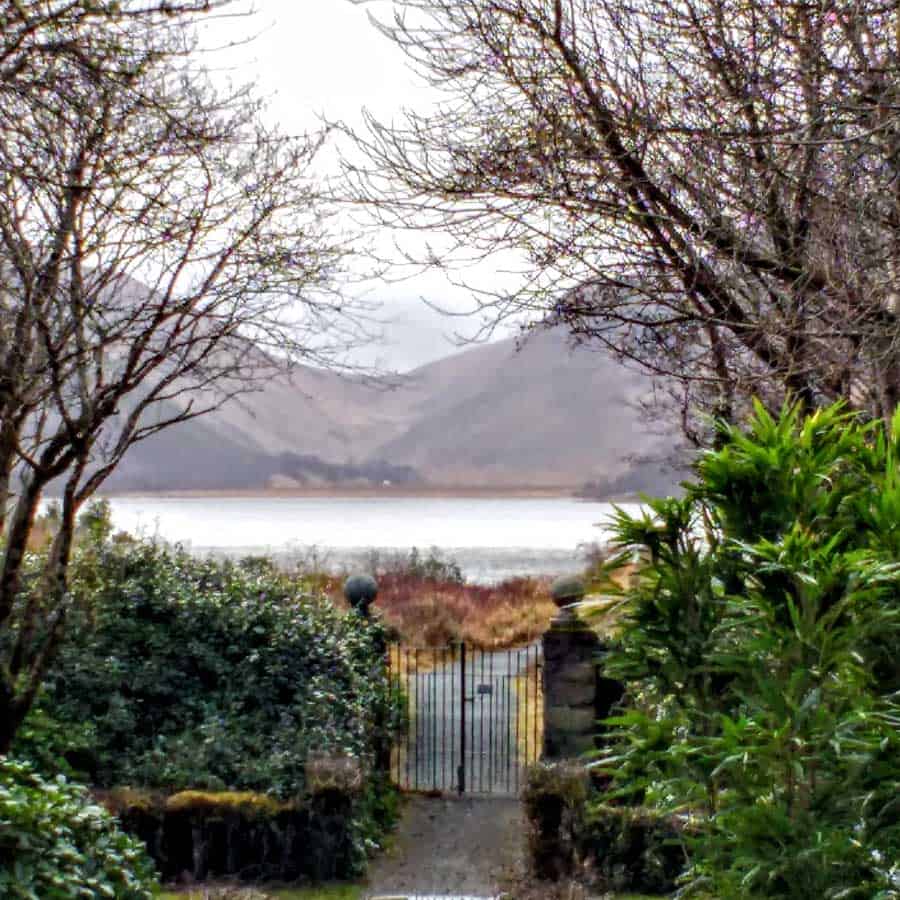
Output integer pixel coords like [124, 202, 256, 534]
[98, 784, 374, 883]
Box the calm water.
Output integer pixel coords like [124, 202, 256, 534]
[102, 495, 638, 583]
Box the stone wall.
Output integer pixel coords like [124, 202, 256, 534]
[542, 610, 624, 759]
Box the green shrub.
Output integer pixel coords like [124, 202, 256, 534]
[32, 540, 396, 801]
[522, 761, 590, 879]
[10, 540, 401, 879]
[522, 761, 686, 893]
[598, 401, 900, 898]
[579, 804, 687, 895]
[102, 783, 382, 882]
[0, 756, 158, 899]
[8, 699, 96, 782]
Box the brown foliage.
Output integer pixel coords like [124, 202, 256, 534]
[335, 571, 557, 649]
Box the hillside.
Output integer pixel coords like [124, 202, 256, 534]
[369, 330, 678, 487]
[103, 327, 684, 495]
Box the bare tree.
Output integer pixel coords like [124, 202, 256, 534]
[1, 0, 239, 84]
[346, 0, 900, 441]
[0, 1, 360, 751]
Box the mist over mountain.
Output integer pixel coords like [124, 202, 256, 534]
[103, 327, 684, 496]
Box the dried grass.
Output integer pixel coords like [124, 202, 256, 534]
[515, 659, 545, 764]
[366, 572, 558, 650]
[319, 549, 639, 650]
[293, 544, 641, 650]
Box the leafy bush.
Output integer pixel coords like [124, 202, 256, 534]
[598, 401, 900, 898]
[8, 700, 96, 782]
[8, 527, 400, 881]
[578, 804, 686, 895]
[32, 540, 397, 801]
[522, 761, 590, 879]
[0, 756, 157, 899]
[522, 761, 685, 893]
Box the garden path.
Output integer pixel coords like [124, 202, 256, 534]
[364, 795, 525, 899]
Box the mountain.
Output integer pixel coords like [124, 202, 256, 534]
[103, 327, 684, 495]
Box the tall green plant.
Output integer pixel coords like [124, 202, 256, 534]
[597, 402, 900, 898]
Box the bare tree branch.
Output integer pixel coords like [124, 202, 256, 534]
[343, 0, 900, 440]
[0, 0, 362, 751]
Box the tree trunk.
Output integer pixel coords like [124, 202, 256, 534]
[0, 684, 25, 755]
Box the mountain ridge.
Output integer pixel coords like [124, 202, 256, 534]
[102, 327, 684, 496]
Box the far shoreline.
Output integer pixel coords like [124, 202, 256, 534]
[96, 484, 641, 503]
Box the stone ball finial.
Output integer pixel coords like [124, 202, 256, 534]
[343, 573, 379, 617]
[550, 574, 586, 610]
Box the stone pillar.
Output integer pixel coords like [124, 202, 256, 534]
[543, 576, 624, 759]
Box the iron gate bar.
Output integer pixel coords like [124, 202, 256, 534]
[488, 650, 494, 791]
[449, 644, 455, 792]
[482, 650, 487, 793]
[504, 650, 510, 785]
[441, 646, 446, 791]
[413, 648, 418, 791]
[481, 648, 487, 792]
[458, 641, 466, 795]
[503, 664, 509, 793]
[433, 649, 437, 790]
[523, 646, 529, 771]
[405, 646, 411, 788]
[388, 640, 542, 796]
[514, 648, 520, 793]
[475, 649, 480, 792]
[480, 648, 487, 793]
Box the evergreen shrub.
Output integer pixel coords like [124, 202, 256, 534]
[522, 761, 590, 879]
[14, 539, 400, 879]
[0, 757, 158, 899]
[598, 401, 900, 898]
[39, 541, 395, 799]
[522, 761, 683, 893]
[578, 804, 686, 894]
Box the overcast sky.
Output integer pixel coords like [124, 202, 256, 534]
[198, 1, 517, 371]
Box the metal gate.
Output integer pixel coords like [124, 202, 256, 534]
[387, 642, 543, 795]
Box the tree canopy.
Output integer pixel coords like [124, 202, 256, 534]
[348, 0, 900, 440]
[0, 0, 359, 751]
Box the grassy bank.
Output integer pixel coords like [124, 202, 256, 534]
[372, 571, 557, 648]
[161, 888, 361, 900]
[297, 548, 560, 650]
[160, 888, 662, 899]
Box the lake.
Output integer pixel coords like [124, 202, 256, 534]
[103, 495, 639, 583]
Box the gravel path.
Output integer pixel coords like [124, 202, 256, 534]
[364, 796, 526, 898]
